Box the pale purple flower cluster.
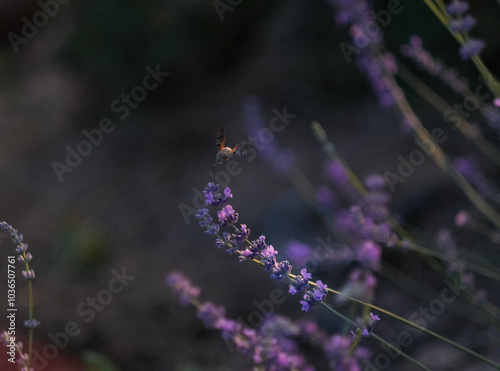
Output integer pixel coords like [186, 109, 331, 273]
[167, 272, 316, 370]
[316, 171, 393, 301]
[401, 35, 469, 93]
[196, 183, 333, 312]
[344, 174, 395, 270]
[445, 0, 484, 60]
[481, 105, 500, 135]
[166, 271, 201, 305]
[199, 184, 293, 281]
[446, 0, 469, 15]
[287, 269, 328, 312]
[195, 208, 220, 236]
[449, 15, 477, 33]
[459, 39, 485, 61]
[0, 222, 36, 281]
[324, 160, 349, 186]
[0, 331, 32, 370]
[217, 205, 239, 227]
[167, 272, 370, 370]
[323, 333, 371, 370]
[454, 156, 497, 200]
[361, 312, 380, 337]
[286, 240, 314, 267]
[289, 268, 311, 295]
[203, 182, 233, 206]
[329, 0, 399, 107]
[0, 222, 40, 370]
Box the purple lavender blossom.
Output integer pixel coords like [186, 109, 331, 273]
[23, 319, 40, 329]
[286, 240, 314, 267]
[401, 35, 469, 93]
[446, 0, 469, 16]
[454, 210, 469, 227]
[299, 292, 316, 312]
[481, 105, 500, 135]
[215, 231, 237, 254]
[459, 38, 485, 60]
[324, 160, 349, 186]
[0, 222, 36, 280]
[168, 272, 316, 369]
[17, 252, 32, 264]
[0, 333, 30, 370]
[323, 334, 369, 370]
[299, 280, 328, 312]
[197, 302, 226, 329]
[297, 319, 326, 346]
[357, 240, 381, 270]
[350, 205, 391, 244]
[260, 245, 278, 271]
[362, 312, 380, 337]
[239, 234, 267, 262]
[449, 15, 477, 32]
[289, 268, 312, 295]
[203, 182, 233, 206]
[217, 205, 239, 227]
[364, 174, 385, 191]
[21, 269, 36, 280]
[235, 224, 250, 245]
[316, 185, 337, 208]
[270, 261, 292, 282]
[166, 272, 201, 305]
[313, 280, 328, 301]
[454, 156, 495, 199]
[329, 0, 420, 108]
[196, 183, 332, 312]
[195, 208, 220, 236]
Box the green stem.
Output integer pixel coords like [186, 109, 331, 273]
[397, 64, 500, 167]
[313, 280, 500, 369]
[422, 0, 500, 97]
[396, 239, 500, 281]
[385, 74, 500, 231]
[28, 279, 33, 367]
[321, 302, 431, 370]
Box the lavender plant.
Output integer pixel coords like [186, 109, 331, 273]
[168, 1, 500, 369]
[0, 222, 39, 371]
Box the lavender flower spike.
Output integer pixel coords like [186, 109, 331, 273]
[362, 312, 380, 337]
[0, 222, 36, 280]
[217, 204, 239, 227]
[289, 268, 312, 295]
[166, 271, 201, 305]
[459, 38, 485, 60]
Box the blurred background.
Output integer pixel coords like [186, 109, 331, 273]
[0, 0, 499, 370]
